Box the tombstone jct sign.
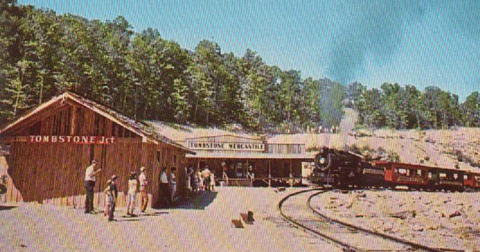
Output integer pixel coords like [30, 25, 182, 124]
[29, 135, 115, 144]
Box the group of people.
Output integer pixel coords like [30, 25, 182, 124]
[158, 167, 177, 208]
[84, 160, 149, 222]
[187, 165, 216, 195]
[318, 125, 339, 134]
[84, 160, 233, 221]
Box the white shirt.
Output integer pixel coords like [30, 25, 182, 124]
[85, 165, 96, 182]
[128, 179, 138, 194]
[160, 172, 168, 184]
[139, 173, 147, 188]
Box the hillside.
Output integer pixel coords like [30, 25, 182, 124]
[154, 111, 480, 172]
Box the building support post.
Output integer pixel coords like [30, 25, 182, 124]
[289, 160, 293, 187]
[268, 160, 271, 188]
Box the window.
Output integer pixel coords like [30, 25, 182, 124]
[173, 155, 177, 164]
[156, 150, 161, 163]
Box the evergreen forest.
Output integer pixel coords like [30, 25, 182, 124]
[1, 1, 479, 132]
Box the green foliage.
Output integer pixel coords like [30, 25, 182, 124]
[351, 82, 474, 130]
[1, 2, 476, 133]
[0, 2, 347, 132]
[386, 151, 400, 162]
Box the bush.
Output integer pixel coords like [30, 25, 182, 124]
[377, 147, 386, 156]
[454, 150, 463, 162]
[348, 144, 361, 155]
[387, 151, 400, 162]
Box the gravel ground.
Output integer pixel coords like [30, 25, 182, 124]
[311, 189, 480, 252]
[1, 187, 339, 252]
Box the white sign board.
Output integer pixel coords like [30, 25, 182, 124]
[188, 141, 265, 152]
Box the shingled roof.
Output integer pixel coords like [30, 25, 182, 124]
[0, 92, 194, 154]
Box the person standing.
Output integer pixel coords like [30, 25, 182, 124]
[138, 167, 148, 213]
[222, 162, 229, 186]
[198, 168, 204, 191]
[107, 175, 118, 222]
[103, 180, 112, 217]
[159, 167, 171, 208]
[210, 172, 216, 192]
[247, 165, 255, 187]
[126, 171, 138, 216]
[170, 167, 177, 203]
[201, 166, 211, 191]
[185, 166, 193, 198]
[84, 160, 101, 214]
[193, 168, 200, 194]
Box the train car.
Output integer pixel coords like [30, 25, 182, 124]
[373, 161, 429, 190]
[427, 168, 464, 192]
[312, 147, 471, 192]
[358, 166, 386, 188]
[463, 172, 480, 191]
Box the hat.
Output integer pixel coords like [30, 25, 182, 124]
[131, 171, 137, 175]
[107, 179, 112, 184]
[140, 167, 146, 172]
[111, 174, 118, 180]
[92, 160, 98, 164]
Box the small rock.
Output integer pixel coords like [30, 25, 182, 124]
[449, 211, 462, 219]
[412, 225, 424, 232]
[357, 193, 367, 198]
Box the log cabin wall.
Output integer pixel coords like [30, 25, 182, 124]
[1, 97, 188, 208]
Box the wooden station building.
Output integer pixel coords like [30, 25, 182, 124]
[0, 92, 194, 208]
[183, 135, 314, 186]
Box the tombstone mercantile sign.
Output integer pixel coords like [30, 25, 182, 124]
[188, 141, 265, 151]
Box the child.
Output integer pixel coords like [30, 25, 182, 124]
[107, 175, 118, 222]
[103, 180, 112, 217]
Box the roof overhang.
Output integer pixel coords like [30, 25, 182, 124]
[0, 92, 195, 154]
[186, 151, 314, 160]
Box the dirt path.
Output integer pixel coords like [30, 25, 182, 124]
[1, 187, 338, 252]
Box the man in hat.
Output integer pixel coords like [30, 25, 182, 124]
[84, 160, 101, 214]
[138, 167, 148, 212]
[126, 171, 138, 216]
[108, 175, 118, 221]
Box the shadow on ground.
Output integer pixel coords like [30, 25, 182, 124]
[173, 191, 218, 210]
[141, 211, 169, 216]
[0, 205, 16, 211]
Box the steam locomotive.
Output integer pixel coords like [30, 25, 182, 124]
[311, 147, 479, 192]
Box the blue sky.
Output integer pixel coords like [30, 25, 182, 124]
[19, 0, 480, 101]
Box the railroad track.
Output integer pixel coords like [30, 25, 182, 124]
[278, 189, 459, 252]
